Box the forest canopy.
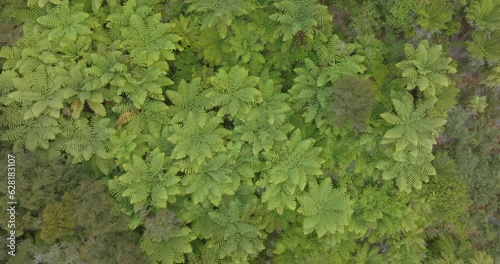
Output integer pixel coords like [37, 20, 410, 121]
[0, 0, 499, 263]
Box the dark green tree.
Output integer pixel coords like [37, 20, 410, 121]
[329, 75, 377, 131]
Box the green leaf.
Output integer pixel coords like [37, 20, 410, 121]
[88, 101, 106, 116]
[32, 101, 48, 117]
[384, 125, 405, 138]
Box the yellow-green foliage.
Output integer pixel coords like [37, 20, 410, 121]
[0, 0, 497, 263]
[329, 75, 377, 131]
[40, 192, 76, 244]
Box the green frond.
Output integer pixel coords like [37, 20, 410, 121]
[270, 0, 331, 41]
[141, 227, 194, 264]
[207, 66, 262, 117]
[297, 178, 353, 237]
[466, 0, 500, 31]
[397, 40, 455, 96]
[416, 0, 454, 33]
[466, 30, 500, 63]
[188, 0, 255, 39]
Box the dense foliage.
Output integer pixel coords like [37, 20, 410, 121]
[0, 0, 498, 263]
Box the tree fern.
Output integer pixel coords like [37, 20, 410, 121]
[297, 178, 353, 238]
[234, 76, 294, 154]
[6, 115, 61, 151]
[28, 0, 62, 8]
[187, 244, 221, 264]
[206, 66, 262, 118]
[381, 92, 446, 153]
[378, 91, 446, 192]
[181, 197, 266, 263]
[109, 148, 181, 211]
[107, 100, 171, 170]
[140, 227, 194, 264]
[187, 0, 255, 39]
[193, 27, 232, 66]
[315, 34, 364, 69]
[469, 95, 488, 114]
[0, 0, 179, 163]
[351, 243, 387, 264]
[167, 111, 229, 173]
[165, 77, 212, 123]
[385, 229, 427, 263]
[377, 154, 436, 192]
[288, 35, 366, 129]
[469, 251, 494, 264]
[396, 40, 456, 98]
[120, 100, 170, 138]
[53, 117, 115, 164]
[257, 129, 324, 214]
[181, 149, 245, 206]
[466, 30, 500, 63]
[416, 0, 454, 33]
[207, 198, 266, 262]
[466, 0, 500, 31]
[103, 0, 180, 110]
[269, 0, 332, 42]
[108, 129, 142, 170]
[483, 66, 500, 87]
[226, 19, 267, 73]
[36, 0, 92, 42]
[290, 68, 365, 128]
